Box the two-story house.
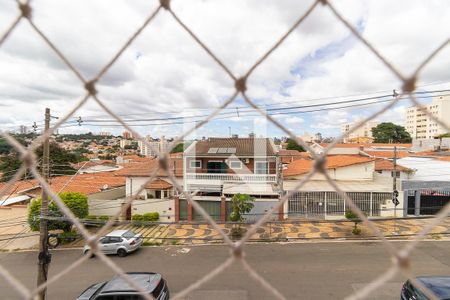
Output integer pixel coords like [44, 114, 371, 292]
[283, 155, 397, 219]
[181, 137, 281, 221]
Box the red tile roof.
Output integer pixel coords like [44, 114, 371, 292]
[145, 178, 173, 190]
[0, 172, 125, 196]
[374, 159, 411, 172]
[117, 157, 183, 177]
[283, 155, 375, 177]
[364, 151, 410, 159]
[186, 138, 276, 156]
[279, 149, 310, 163]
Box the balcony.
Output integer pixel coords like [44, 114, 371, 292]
[185, 172, 277, 185]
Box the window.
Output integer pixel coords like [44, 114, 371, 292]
[122, 231, 135, 239]
[99, 237, 110, 244]
[229, 160, 242, 169]
[155, 190, 161, 198]
[109, 237, 122, 243]
[190, 160, 201, 169]
[255, 161, 268, 174]
[391, 171, 400, 178]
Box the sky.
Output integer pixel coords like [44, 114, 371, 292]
[0, 0, 449, 139]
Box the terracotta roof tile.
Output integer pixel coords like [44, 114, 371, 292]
[145, 178, 173, 190]
[283, 155, 375, 177]
[0, 172, 125, 196]
[187, 138, 276, 156]
[374, 159, 411, 171]
[279, 149, 310, 163]
[364, 151, 410, 159]
[116, 157, 183, 177]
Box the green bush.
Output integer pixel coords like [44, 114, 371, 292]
[352, 228, 362, 235]
[98, 215, 110, 222]
[85, 215, 98, 220]
[28, 192, 88, 232]
[132, 214, 144, 226]
[142, 212, 159, 222]
[131, 214, 143, 221]
[59, 230, 78, 244]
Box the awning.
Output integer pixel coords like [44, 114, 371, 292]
[0, 195, 31, 206]
[223, 182, 278, 195]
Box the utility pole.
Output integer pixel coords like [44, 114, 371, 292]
[37, 108, 51, 299]
[392, 146, 399, 234]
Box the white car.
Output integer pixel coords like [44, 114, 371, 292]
[83, 230, 143, 257]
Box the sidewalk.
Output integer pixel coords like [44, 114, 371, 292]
[63, 217, 450, 247]
[160, 217, 450, 244]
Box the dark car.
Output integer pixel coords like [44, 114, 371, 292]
[401, 276, 450, 300]
[77, 272, 169, 300]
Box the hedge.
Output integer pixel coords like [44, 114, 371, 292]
[143, 212, 159, 222]
[28, 192, 88, 232]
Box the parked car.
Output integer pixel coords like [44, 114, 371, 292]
[77, 272, 169, 300]
[83, 230, 142, 257]
[401, 276, 450, 300]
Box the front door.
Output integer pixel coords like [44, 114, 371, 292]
[126, 206, 132, 220]
[207, 161, 227, 173]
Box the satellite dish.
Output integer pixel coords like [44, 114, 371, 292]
[102, 184, 108, 190]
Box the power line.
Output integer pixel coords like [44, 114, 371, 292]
[54, 90, 450, 128]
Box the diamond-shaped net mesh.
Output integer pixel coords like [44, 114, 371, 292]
[1, 0, 449, 299]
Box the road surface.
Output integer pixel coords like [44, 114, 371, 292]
[0, 241, 449, 299]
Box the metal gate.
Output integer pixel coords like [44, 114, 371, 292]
[179, 199, 188, 220]
[193, 200, 221, 221]
[288, 191, 392, 218]
[407, 190, 450, 215]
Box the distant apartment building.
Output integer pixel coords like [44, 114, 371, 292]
[119, 139, 133, 149]
[138, 136, 170, 157]
[299, 132, 315, 143]
[122, 131, 132, 139]
[99, 131, 111, 136]
[405, 95, 450, 139]
[341, 120, 379, 143]
[19, 125, 28, 134]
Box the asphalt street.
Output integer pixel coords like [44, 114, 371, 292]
[0, 241, 449, 299]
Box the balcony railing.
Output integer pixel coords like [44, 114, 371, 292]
[185, 173, 277, 183]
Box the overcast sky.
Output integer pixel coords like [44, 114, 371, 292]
[0, 0, 449, 138]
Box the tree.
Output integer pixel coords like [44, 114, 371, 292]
[0, 136, 27, 155]
[124, 144, 137, 150]
[345, 209, 366, 235]
[286, 138, 305, 152]
[28, 192, 88, 232]
[229, 194, 255, 222]
[436, 133, 450, 138]
[170, 143, 185, 153]
[229, 194, 255, 238]
[0, 138, 13, 155]
[371, 122, 412, 143]
[0, 142, 79, 182]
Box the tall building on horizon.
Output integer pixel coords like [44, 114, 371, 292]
[122, 131, 132, 139]
[405, 95, 450, 140]
[19, 125, 28, 134]
[138, 136, 170, 157]
[341, 120, 379, 143]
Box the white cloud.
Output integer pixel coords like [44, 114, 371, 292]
[285, 116, 304, 124]
[0, 0, 449, 137]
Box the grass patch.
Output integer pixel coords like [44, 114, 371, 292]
[143, 241, 162, 246]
